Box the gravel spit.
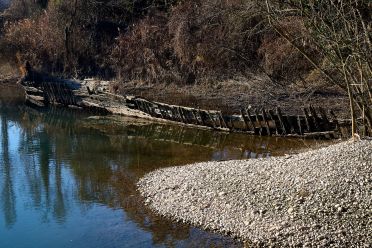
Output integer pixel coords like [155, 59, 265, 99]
[138, 140, 372, 247]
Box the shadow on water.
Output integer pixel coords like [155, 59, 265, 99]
[0, 101, 329, 247]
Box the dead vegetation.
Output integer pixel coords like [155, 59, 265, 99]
[0, 0, 370, 135]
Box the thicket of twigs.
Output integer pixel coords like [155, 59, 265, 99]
[265, 0, 372, 136]
[0, 0, 371, 135]
[0, 0, 311, 83]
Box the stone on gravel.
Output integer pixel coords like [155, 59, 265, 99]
[137, 140, 372, 247]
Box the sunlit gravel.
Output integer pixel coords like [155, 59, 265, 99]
[138, 140, 372, 247]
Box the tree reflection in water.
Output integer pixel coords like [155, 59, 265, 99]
[0, 106, 325, 247]
[1, 114, 17, 228]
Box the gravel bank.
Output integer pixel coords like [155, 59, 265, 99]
[138, 140, 372, 247]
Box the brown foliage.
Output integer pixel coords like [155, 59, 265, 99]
[110, 12, 178, 83]
[110, 0, 267, 83]
[257, 17, 316, 82]
[3, 11, 65, 73]
[169, 0, 263, 77]
[0, 0, 324, 88]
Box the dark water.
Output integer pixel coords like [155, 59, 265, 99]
[0, 102, 325, 248]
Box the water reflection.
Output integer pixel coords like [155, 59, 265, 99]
[0, 105, 325, 247]
[1, 114, 17, 228]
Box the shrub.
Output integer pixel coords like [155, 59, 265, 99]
[257, 17, 316, 82]
[3, 12, 65, 74]
[169, 0, 264, 79]
[110, 12, 179, 83]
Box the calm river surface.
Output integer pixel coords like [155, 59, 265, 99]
[0, 100, 325, 248]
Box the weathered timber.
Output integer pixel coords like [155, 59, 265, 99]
[261, 108, 271, 136]
[303, 108, 311, 132]
[246, 109, 256, 133]
[254, 109, 264, 135]
[207, 112, 217, 128]
[198, 109, 207, 126]
[219, 112, 228, 129]
[309, 106, 321, 131]
[319, 107, 329, 123]
[268, 110, 280, 135]
[297, 115, 303, 135]
[25, 94, 45, 107]
[20, 76, 353, 139]
[240, 109, 250, 131]
[329, 110, 338, 128]
[276, 107, 288, 135]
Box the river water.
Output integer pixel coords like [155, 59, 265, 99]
[0, 99, 325, 248]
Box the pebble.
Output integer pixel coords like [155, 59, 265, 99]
[138, 140, 372, 247]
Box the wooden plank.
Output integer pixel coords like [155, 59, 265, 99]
[159, 105, 168, 119]
[219, 112, 228, 129]
[262, 108, 272, 136]
[141, 101, 150, 115]
[229, 117, 235, 130]
[191, 109, 199, 125]
[318, 107, 329, 123]
[246, 108, 255, 131]
[309, 106, 320, 131]
[207, 111, 216, 128]
[276, 107, 288, 135]
[169, 106, 177, 121]
[215, 112, 223, 128]
[146, 102, 155, 116]
[183, 108, 192, 124]
[287, 115, 297, 134]
[24, 86, 43, 95]
[26, 94, 45, 107]
[173, 106, 181, 121]
[297, 115, 303, 135]
[268, 110, 280, 135]
[240, 109, 250, 131]
[198, 109, 207, 126]
[157, 105, 165, 119]
[169, 106, 176, 120]
[177, 107, 185, 123]
[166, 105, 174, 120]
[140, 100, 150, 115]
[254, 109, 263, 136]
[329, 110, 339, 129]
[303, 108, 312, 132]
[134, 99, 142, 112]
[195, 109, 204, 125]
[174, 107, 180, 121]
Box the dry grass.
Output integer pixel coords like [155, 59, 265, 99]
[118, 74, 349, 118]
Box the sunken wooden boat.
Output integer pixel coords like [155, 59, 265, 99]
[19, 71, 351, 139]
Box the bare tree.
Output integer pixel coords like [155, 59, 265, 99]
[265, 0, 372, 137]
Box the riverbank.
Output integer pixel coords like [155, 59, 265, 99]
[138, 140, 371, 247]
[118, 76, 349, 118]
[1, 69, 350, 119]
[0, 77, 24, 104]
